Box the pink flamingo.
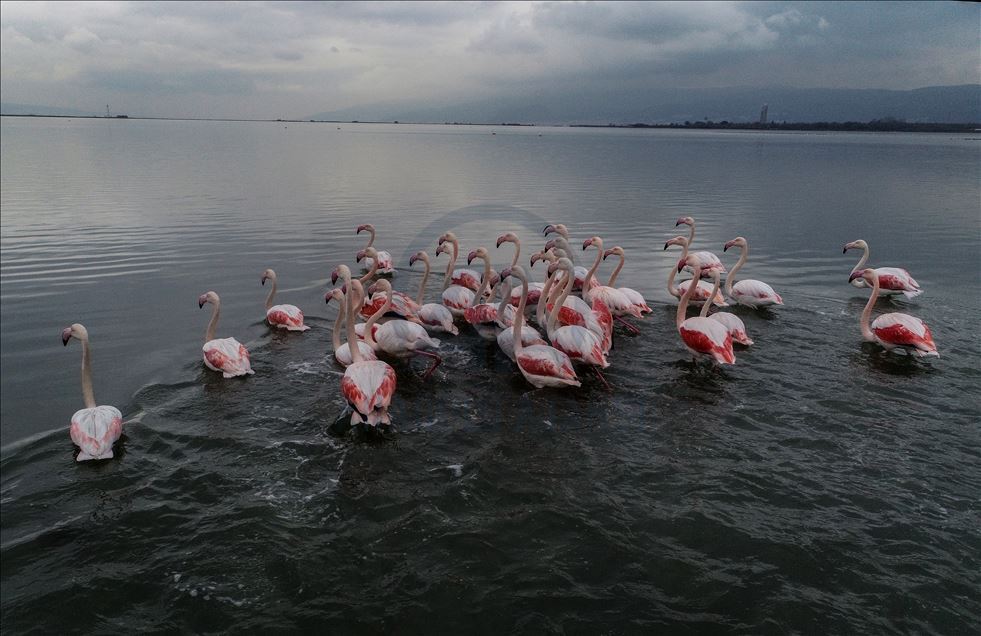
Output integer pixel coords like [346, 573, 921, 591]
[852, 268, 937, 357]
[495, 277, 546, 361]
[546, 258, 612, 388]
[261, 268, 310, 331]
[356, 224, 395, 274]
[543, 233, 593, 293]
[198, 291, 254, 378]
[363, 279, 444, 379]
[62, 323, 123, 461]
[331, 266, 381, 342]
[675, 216, 726, 276]
[533, 251, 612, 352]
[582, 236, 643, 333]
[497, 232, 544, 309]
[601, 246, 652, 314]
[675, 255, 735, 365]
[435, 240, 476, 317]
[844, 239, 921, 298]
[408, 251, 459, 335]
[437, 232, 482, 292]
[503, 265, 581, 389]
[664, 236, 728, 307]
[699, 270, 754, 346]
[336, 265, 397, 428]
[722, 237, 784, 308]
[325, 283, 377, 366]
[357, 247, 420, 320]
[464, 247, 505, 340]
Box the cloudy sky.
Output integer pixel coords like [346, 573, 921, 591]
[1, 1, 977, 119]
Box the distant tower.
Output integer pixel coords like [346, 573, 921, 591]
[759, 104, 768, 125]
[106, 104, 111, 118]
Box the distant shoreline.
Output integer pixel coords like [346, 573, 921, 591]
[1, 113, 977, 133]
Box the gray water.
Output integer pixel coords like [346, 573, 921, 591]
[1, 117, 979, 633]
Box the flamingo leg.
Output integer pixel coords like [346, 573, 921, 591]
[615, 316, 640, 334]
[591, 366, 612, 391]
[414, 350, 443, 380]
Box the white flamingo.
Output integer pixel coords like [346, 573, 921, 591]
[582, 236, 643, 333]
[602, 246, 652, 314]
[497, 232, 544, 310]
[495, 277, 546, 361]
[198, 291, 254, 378]
[675, 216, 726, 276]
[722, 237, 784, 308]
[852, 268, 937, 357]
[357, 247, 420, 320]
[675, 255, 735, 365]
[325, 282, 377, 367]
[408, 251, 459, 335]
[435, 240, 476, 317]
[844, 239, 921, 298]
[664, 236, 728, 307]
[62, 323, 123, 461]
[356, 223, 395, 274]
[546, 258, 611, 388]
[363, 279, 444, 380]
[261, 268, 310, 331]
[699, 270, 754, 346]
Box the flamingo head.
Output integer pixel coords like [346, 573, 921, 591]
[356, 223, 375, 235]
[467, 247, 488, 265]
[198, 291, 219, 308]
[331, 264, 351, 286]
[664, 235, 688, 251]
[409, 251, 428, 267]
[843, 239, 867, 254]
[325, 288, 344, 305]
[62, 323, 87, 346]
[356, 246, 378, 263]
[529, 250, 543, 267]
[437, 231, 456, 247]
[676, 216, 694, 227]
[543, 238, 558, 252]
[496, 232, 518, 248]
[724, 237, 747, 252]
[260, 268, 275, 285]
[368, 279, 392, 296]
[602, 246, 624, 260]
[435, 243, 450, 258]
[543, 223, 568, 238]
[582, 236, 602, 251]
[850, 268, 875, 283]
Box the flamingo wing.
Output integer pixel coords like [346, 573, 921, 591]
[516, 345, 581, 387]
[708, 312, 753, 346]
[871, 313, 937, 356]
[419, 303, 459, 335]
[679, 317, 735, 364]
[203, 337, 254, 377]
[552, 326, 609, 367]
[70, 405, 123, 461]
[266, 304, 310, 331]
[732, 279, 783, 306]
[442, 285, 475, 312]
[875, 268, 922, 297]
[342, 361, 397, 422]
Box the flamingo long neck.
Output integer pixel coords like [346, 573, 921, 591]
[79, 337, 96, 409]
[548, 265, 575, 338]
[359, 253, 379, 285]
[537, 268, 556, 326]
[607, 251, 625, 287]
[362, 227, 376, 248]
[666, 240, 689, 299]
[726, 244, 748, 298]
[860, 274, 879, 341]
[585, 239, 604, 293]
[363, 286, 392, 349]
[512, 273, 529, 356]
[342, 272, 361, 363]
[205, 299, 220, 343]
[415, 259, 430, 305]
[507, 239, 520, 268]
[331, 295, 345, 352]
[851, 243, 870, 274]
[264, 275, 277, 310]
[474, 255, 492, 302]
[700, 273, 721, 318]
[497, 280, 511, 324]
[677, 264, 700, 329]
[686, 222, 695, 246]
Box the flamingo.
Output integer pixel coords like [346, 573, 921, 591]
[675, 216, 726, 276]
[437, 232, 482, 292]
[363, 279, 444, 379]
[546, 258, 612, 388]
[543, 233, 592, 293]
[331, 266, 381, 342]
[664, 236, 728, 307]
[495, 277, 546, 361]
[356, 223, 395, 274]
[356, 247, 420, 320]
[325, 283, 377, 366]
[336, 265, 397, 428]
[533, 251, 612, 352]
[497, 232, 544, 310]
[699, 270, 754, 346]
[198, 291, 254, 378]
[260, 268, 310, 331]
[675, 255, 736, 365]
[503, 265, 581, 389]
[464, 247, 505, 340]
[62, 324, 123, 461]
[601, 246, 652, 314]
[582, 236, 643, 334]
[408, 251, 459, 335]
[844, 239, 921, 298]
[435, 240, 476, 317]
[723, 237, 784, 308]
[852, 268, 937, 357]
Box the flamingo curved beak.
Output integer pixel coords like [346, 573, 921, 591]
[663, 242, 670, 251]
[723, 240, 735, 252]
[330, 269, 340, 285]
[677, 260, 688, 273]
[62, 327, 72, 346]
[356, 224, 370, 234]
[261, 275, 268, 285]
[198, 293, 208, 308]
[467, 250, 477, 265]
[495, 236, 506, 248]
[848, 269, 868, 282]
[582, 238, 592, 251]
[543, 224, 555, 235]
[325, 292, 332, 305]
[437, 236, 447, 246]
[500, 267, 513, 280]
[356, 249, 366, 262]
[602, 248, 614, 260]
[409, 254, 419, 266]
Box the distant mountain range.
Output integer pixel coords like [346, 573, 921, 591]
[310, 84, 981, 125]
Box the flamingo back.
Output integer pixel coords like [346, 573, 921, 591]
[732, 279, 783, 306]
[342, 360, 397, 423]
[266, 304, 310, 331]
[871, 313, 937, 356]
[679, 317, 735, 364]
[70, 405, 123, 461]
[334, 341, 378, 367]
[516, 345, 581, 387]
[203, 337, 254, 377]
[708, 312, 753, 346]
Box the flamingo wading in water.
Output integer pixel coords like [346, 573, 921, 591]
[664, 236, 728, 307]
[675, 255, 736, 365]
[261, 268, 310, 331]
[675, 216, 726, 276]
[325, 282, 377, 367]
[699, 270, 754, 346]
[723, 237, 784, 309]
[843, 239, 921, 298]
[852, 268, 937, 357]
[602, 246, 652, 314]
[199, 291, 254, 378]
[356, 224, 395, 275]
[363, 279, 444, 380]
[62, 324, 124, 461]
[409, 251, 459, 335]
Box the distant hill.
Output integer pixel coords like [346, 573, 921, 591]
[1, 102, 99, 117]
[310, 84, 981, 126]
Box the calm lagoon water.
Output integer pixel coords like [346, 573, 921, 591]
[1, 117, 979, 632]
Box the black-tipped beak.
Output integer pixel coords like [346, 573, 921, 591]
[663, 242, 669, 251]
[496, 237, 504, 248]
[724, 245, 730, 253]
[842, 247, 848, 254]
[62, 328, 72, 346]
[198, 301, 205, 308]
[261, 277, 267, 285]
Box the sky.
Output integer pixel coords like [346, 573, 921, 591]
[1, 1, 978, 119]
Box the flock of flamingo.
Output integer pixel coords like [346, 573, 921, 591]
[62, 218, 936, 460]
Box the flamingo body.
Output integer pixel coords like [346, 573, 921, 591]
[266, 304, 310, 331]
[586, 285, 644, 318]
[679, 318, 736, 364]
[683, 251, 725, 276]
[451, 268, 482, 292]
[417, 303, 459, 335]
[497, 326, 547, 361]
[730, 279, 783, 308]
[342, 361, 397, 426]
[509, 283, 544, 308]
[203, 337, 254, 378]
[677, 279, 728, 306]
[708, 312, 753, 346]
[870, 313, 938, 356]
[617, 287, 652, 314]
[374, 320, 441, 358]
[362, 250, 395, 275]
[516, 345, 582, 388]
[851, 267, 921, 298]
[334, 341, 378, 367]
[442, 285, 475, 316]
[551, 326, 609, 368]
[70, 405, 123, 461]
[361, 290, 420, 320]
